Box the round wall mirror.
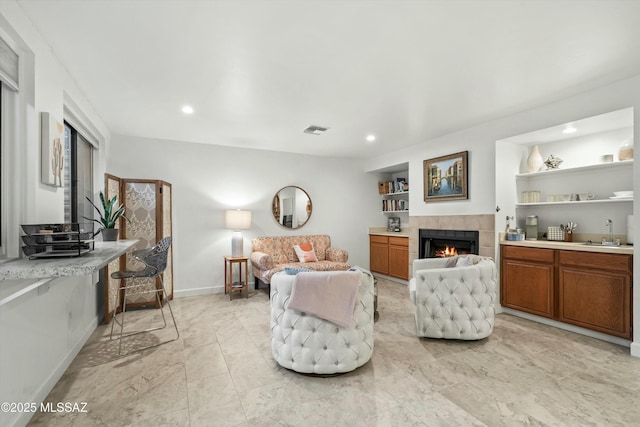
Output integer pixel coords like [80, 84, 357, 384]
[272, 186, 312, 229]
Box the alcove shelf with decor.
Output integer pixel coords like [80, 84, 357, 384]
[496, 107, 634, 239]
[495, 107, 635, 346]
[379, 176, 409, 214]
[515, 159, 633, 208]
[514, 157, 633, 233]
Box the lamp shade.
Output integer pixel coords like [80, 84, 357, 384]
[225, 210, 252, 230]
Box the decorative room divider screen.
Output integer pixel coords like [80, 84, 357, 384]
[103, 174, 173, 323]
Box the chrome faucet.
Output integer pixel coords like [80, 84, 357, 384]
[602, 219, 620, 246]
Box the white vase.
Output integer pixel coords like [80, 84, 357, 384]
[526, 145, 543, 173]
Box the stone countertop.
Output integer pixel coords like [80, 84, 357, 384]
[370, 231, 410, 237]
[500, 239, 633, 255]
[0, 240, 139, 281]
[368, 227, 410, 237]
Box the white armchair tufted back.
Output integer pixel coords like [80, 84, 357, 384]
[270, 270, 375, 374]
[410, 257, 497, 340]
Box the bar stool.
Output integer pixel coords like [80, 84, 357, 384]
[110, 237, 179, 355]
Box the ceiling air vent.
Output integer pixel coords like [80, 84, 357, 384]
[303, 125, 329, 135]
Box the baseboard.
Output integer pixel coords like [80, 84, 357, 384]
[173, 281, 256, 298]
[501, 308, 631, 349]
[372, 273, 408, 285]
[174, 285, 221, 298]
[15, 316, 98, 427]
[630, 341, 640, 358]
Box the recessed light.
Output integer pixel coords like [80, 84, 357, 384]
[182, 105, 194, 114]
[562, 124, 576, 134]
[366, 134, 376, 142]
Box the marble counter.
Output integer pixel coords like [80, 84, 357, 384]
[0, 240, 139, 281]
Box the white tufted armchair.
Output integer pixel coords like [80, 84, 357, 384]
[270, 270, 375, 374]
[409, 256, 497, 340]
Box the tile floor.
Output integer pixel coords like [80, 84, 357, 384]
[29, 278, 640, 426]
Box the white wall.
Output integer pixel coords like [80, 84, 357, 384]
[108, 135, 382, 296]
[365, 73, 640, 355]
[0, 5, 112, 425]
[0, 275, 99, 427]
[0, 1, 110, 257]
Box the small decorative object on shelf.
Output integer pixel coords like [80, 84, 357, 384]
[617, 139, 634, 161]
[387, 217, 400, 232]
[394, 178, 407, 193]
[520, 190, 541, 203]
[544, 154, 563, 169]
[378, 181, 388, 194]
[526, 145, 544, 173]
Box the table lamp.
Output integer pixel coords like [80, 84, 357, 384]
[225, 209, 252, 257]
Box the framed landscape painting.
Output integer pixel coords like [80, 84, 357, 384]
[423, 151, 468, 202]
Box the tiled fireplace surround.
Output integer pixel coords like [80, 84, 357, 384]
[407, 214, 496, 268]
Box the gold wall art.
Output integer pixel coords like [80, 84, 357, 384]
[41, 112, 64, 187]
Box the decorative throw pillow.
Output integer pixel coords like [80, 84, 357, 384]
[285, 267, 313, 275]
[445, 256, 459, 268]
[293, 243, 318, 263]
[455, 256, 471, 267]
[460, 254, 487, 265]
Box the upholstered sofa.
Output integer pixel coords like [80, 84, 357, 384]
[270, 269, 375, 374]
[409, 255, 497, 340]
[251, 235, 350, 290]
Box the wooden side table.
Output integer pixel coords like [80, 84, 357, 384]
[224, 256, 248, 300]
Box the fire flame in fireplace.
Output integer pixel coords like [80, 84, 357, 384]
[435, 246, 458, 258]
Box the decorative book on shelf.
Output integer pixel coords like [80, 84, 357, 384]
[378, 180, 409, 194]
[383, 199, 408, 211]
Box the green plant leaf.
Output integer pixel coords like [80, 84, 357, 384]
[85, 191, 129, 229]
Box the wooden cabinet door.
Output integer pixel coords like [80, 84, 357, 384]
[502, 259, 554, 318]
[370, 236, 389, 275]
[388, 237, 409, 280]
[559, 266, 631, 339]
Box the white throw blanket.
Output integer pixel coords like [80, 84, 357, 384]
[288, 271, 360, 328]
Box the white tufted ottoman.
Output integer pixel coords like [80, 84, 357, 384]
[409, 256, 497, 340]
[270, 269, 375, 374]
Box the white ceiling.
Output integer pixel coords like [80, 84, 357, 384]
[16, 0, 640, 159]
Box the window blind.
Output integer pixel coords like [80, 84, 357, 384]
[0, 36, 18, 90]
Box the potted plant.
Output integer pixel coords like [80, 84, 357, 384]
[84, 191, 129, 241]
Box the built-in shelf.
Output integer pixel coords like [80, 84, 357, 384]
[516, 160, 633, 179]
[516, 198, 633, 207]
[378, 171, 409, 214]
